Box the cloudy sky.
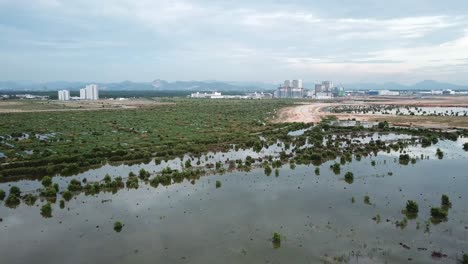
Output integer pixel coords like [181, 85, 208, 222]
[1, 0, 468, 84]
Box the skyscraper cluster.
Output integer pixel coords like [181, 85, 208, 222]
[275, 79, 304, 98]
[56, 84, 99, 101]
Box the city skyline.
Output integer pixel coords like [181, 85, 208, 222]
[1, 1, 468, 84]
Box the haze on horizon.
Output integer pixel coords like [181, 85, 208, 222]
[1, 0, 468, 85]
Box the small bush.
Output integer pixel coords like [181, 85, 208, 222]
[364, 196, 371, 205]
[0, 189, 5, 201]
[5, 194, 20, 208]
[68, 179, 82, 191]
[330, 163, 340, 174]
[126, 176, 139, 189]
[272, 232, 281, 247]
[264, 165, 272, 176]
[114, 221, 123, 232]
[23, 194, 37, 206]
[344, 172, 354, 184]
[62, 190, 73, 201]
[436, 148, 444, 159]
[9, 186, 21, 197]
[405, 200, 419, 217]
[41, 203, 52, 218]
[215, 180, 221, 188]
[40, 186, 57, 198]
[441, 194, 451, 208]
[430, 207, 448, 220]
[103, 174, 112, 184]
[41, 176, 52, 187]
[139, 169, 150, 180]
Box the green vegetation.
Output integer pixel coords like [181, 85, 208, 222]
[264, 164, 272, 176]
[330, 163, 341, 174]
[40, 202, 52, 218]
[138, 169, 150, 180]
[59, 199, 65, 209]
[126, 175, 139, 189]
[23, 194, 37, 206]
[399, 154, 410, 165]
[5, 193, 20, 208]
[5, 186, 21, 208]
[0, 100, 292, 179]
[395, 217, 408, 229]
[62, 190, 73, 201]
[41, 176, 52, 187]
[404, 200, 419, 218]
[215, 180, 221, 188]
[9, 186, 21, 197]
[364, 196, 371, 205]
[464, 143, 468, 151]
[114, 221, 123, 232]
[272, 232, 281, 248]
[378, 121, 389, 129]
[344, 171, 354, 184]
[184, 159, 192, 168]
[463, 253, 468, 264]
[0, 189, 5, 201]
[40, 186, 57, 198]
[68, 179, 82, 191]
[314, 167, 320, 176]
[430, 207, 448, 221]
[441, 194, 451, 209]
[436, 148, 444, 159]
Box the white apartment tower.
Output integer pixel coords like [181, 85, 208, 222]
[80, 84, 99, 100]
[58, 90, 70, 101]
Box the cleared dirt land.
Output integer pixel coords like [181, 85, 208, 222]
[0, 99, 173, 113]
[274, 96, 468, 129]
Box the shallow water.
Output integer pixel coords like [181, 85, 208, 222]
[334, 106, 468, 117]
[1, 138, 468, 263]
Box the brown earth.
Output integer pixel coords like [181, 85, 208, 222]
[274, 96, 468, 129]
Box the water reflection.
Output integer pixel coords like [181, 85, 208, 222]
[0, 137, 467, 263]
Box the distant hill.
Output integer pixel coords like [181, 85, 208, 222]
[1, 79, 467, 91]
[345, 80, 468, 90]
[0, 80, 273, 92]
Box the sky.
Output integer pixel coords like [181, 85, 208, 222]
[1, 0, 468, 84]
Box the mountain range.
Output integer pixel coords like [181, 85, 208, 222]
[0, 79, 467, 91]
[343, 80, 468, 91]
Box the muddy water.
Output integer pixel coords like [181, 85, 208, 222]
[0, 138, 468, 263]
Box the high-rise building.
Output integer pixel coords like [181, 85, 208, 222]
[322, 81, 333, 92]
[79, 84, 99, 100]
[58, 90, 70, 101]
[292, 80, 299, 89]
[80, 88, 87, 99]
[276, 79, 304, 98]
[315, 84, 324, 93]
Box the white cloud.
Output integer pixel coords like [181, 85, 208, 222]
[2, 0, 468, 83]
